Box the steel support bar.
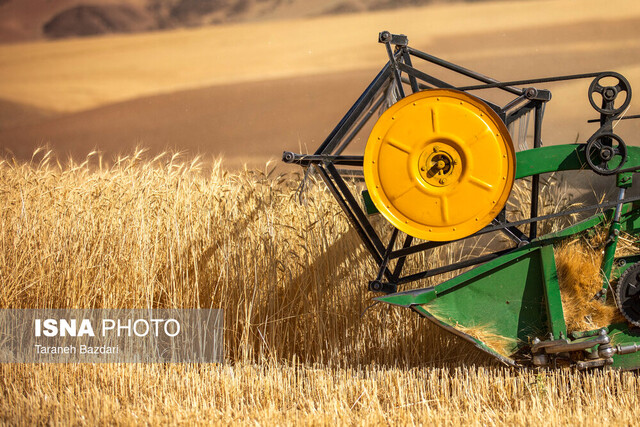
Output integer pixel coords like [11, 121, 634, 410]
[494, 196, 640, 233]
[456, 71, 605, 92]
[396, 62, 455, 90]
[400, 76, 432, 90]
[402, 49, 420, 93]
[499, 225, 527, 246]
[389, 239, 453, 260]
[334, 94, 387, 155]
[315, 164, 384, 266]
[315, 64, 393, 155]
[282, 153, 364, 167]
[588, 114, 640, 123]
[375, 228, 399, 282]
[391, 234, 414, 282]
[502, 93, 528, 113]
[384, 43, 406, 99]
[386, 194, 640, 266]
[334, 168, 364, 178]
[388, 221, 521, 260]
[530, 103, 544, 239]
[396, 248, 513, 285]
[407, 47, 523, 95]
[324, 162, 389, 265]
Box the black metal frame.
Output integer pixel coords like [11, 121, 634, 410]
[282, 31, 633, 294]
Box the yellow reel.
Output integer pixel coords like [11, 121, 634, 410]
[363, 89, 516, 241]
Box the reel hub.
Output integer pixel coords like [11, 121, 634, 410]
[418, 143, 461, 187]
[364, 89, 516, 241]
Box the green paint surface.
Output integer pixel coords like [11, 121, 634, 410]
[374, 144, 640, 368]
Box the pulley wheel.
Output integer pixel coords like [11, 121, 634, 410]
[363, 89, 516, 241]
[588, 72, 632, 116]
[585, 132, 627, 175]
[617, 262, 640, 327]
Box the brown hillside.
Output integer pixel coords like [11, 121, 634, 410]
[0, 0, 500, 43]
[43, 4, 155, 39]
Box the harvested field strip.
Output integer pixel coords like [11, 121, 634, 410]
[2, 363, 640, 425]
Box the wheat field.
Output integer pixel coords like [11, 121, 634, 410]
[0, 150, 638, 425]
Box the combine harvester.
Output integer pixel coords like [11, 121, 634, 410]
[283, 32, 640, 369]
